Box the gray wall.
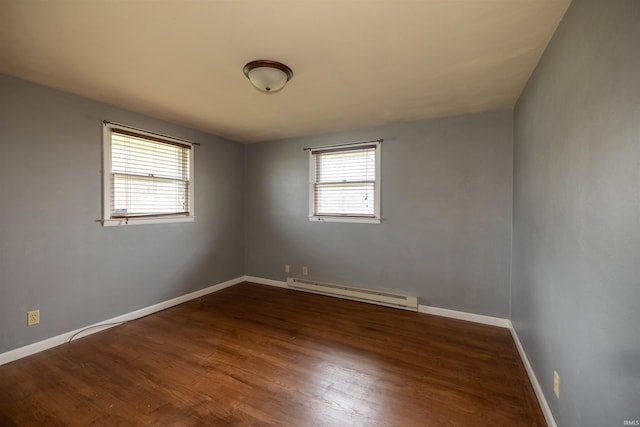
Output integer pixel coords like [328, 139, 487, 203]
[0, 74, 245, 353]
[512, 1, 640, 426]
[245, 110, 513, 317]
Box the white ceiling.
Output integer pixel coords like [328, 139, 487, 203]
[0, 0, 570, 143]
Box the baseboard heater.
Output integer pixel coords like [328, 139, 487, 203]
[286, 277, 418, 312]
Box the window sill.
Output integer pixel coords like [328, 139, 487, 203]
[308, 216, 381, 224]
[102, 216, 195, 227]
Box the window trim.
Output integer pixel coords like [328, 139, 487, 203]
[102, 122, 195, 227]
[308, 140, 381, 224]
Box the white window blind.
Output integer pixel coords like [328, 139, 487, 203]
[309, 141, 381, 222]
[103, 126, 193, 224]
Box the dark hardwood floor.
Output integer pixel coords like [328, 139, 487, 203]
[0, 282, 545, 426]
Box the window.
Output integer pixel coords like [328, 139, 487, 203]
[102, 123, 194, 226]
[309, 141, 381, 223]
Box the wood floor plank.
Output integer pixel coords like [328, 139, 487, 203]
[0, 282, 545, 426]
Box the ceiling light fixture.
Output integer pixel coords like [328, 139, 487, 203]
[243, 60, 293, 93]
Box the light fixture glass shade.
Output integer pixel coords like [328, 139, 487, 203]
[243, 60, 293, 93]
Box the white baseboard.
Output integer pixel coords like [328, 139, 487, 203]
[509, 323, 557, 427]
[242, 275, 287, 288]
[0, 276, 245, 366]
[242, 276, 511, 328]
[418, 305, 511, 328]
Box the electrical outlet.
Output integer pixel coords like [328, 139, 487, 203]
[285, 264, 290, 273]
[553, 370, 560, 398]
[27, 310, 40, 326]
[302, 266, 308, 276]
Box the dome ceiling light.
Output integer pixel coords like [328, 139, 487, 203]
[243, 60, 293, 94]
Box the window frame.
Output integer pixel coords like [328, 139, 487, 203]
[308, 141, 381, 224]
[102, 122, 195, 227]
